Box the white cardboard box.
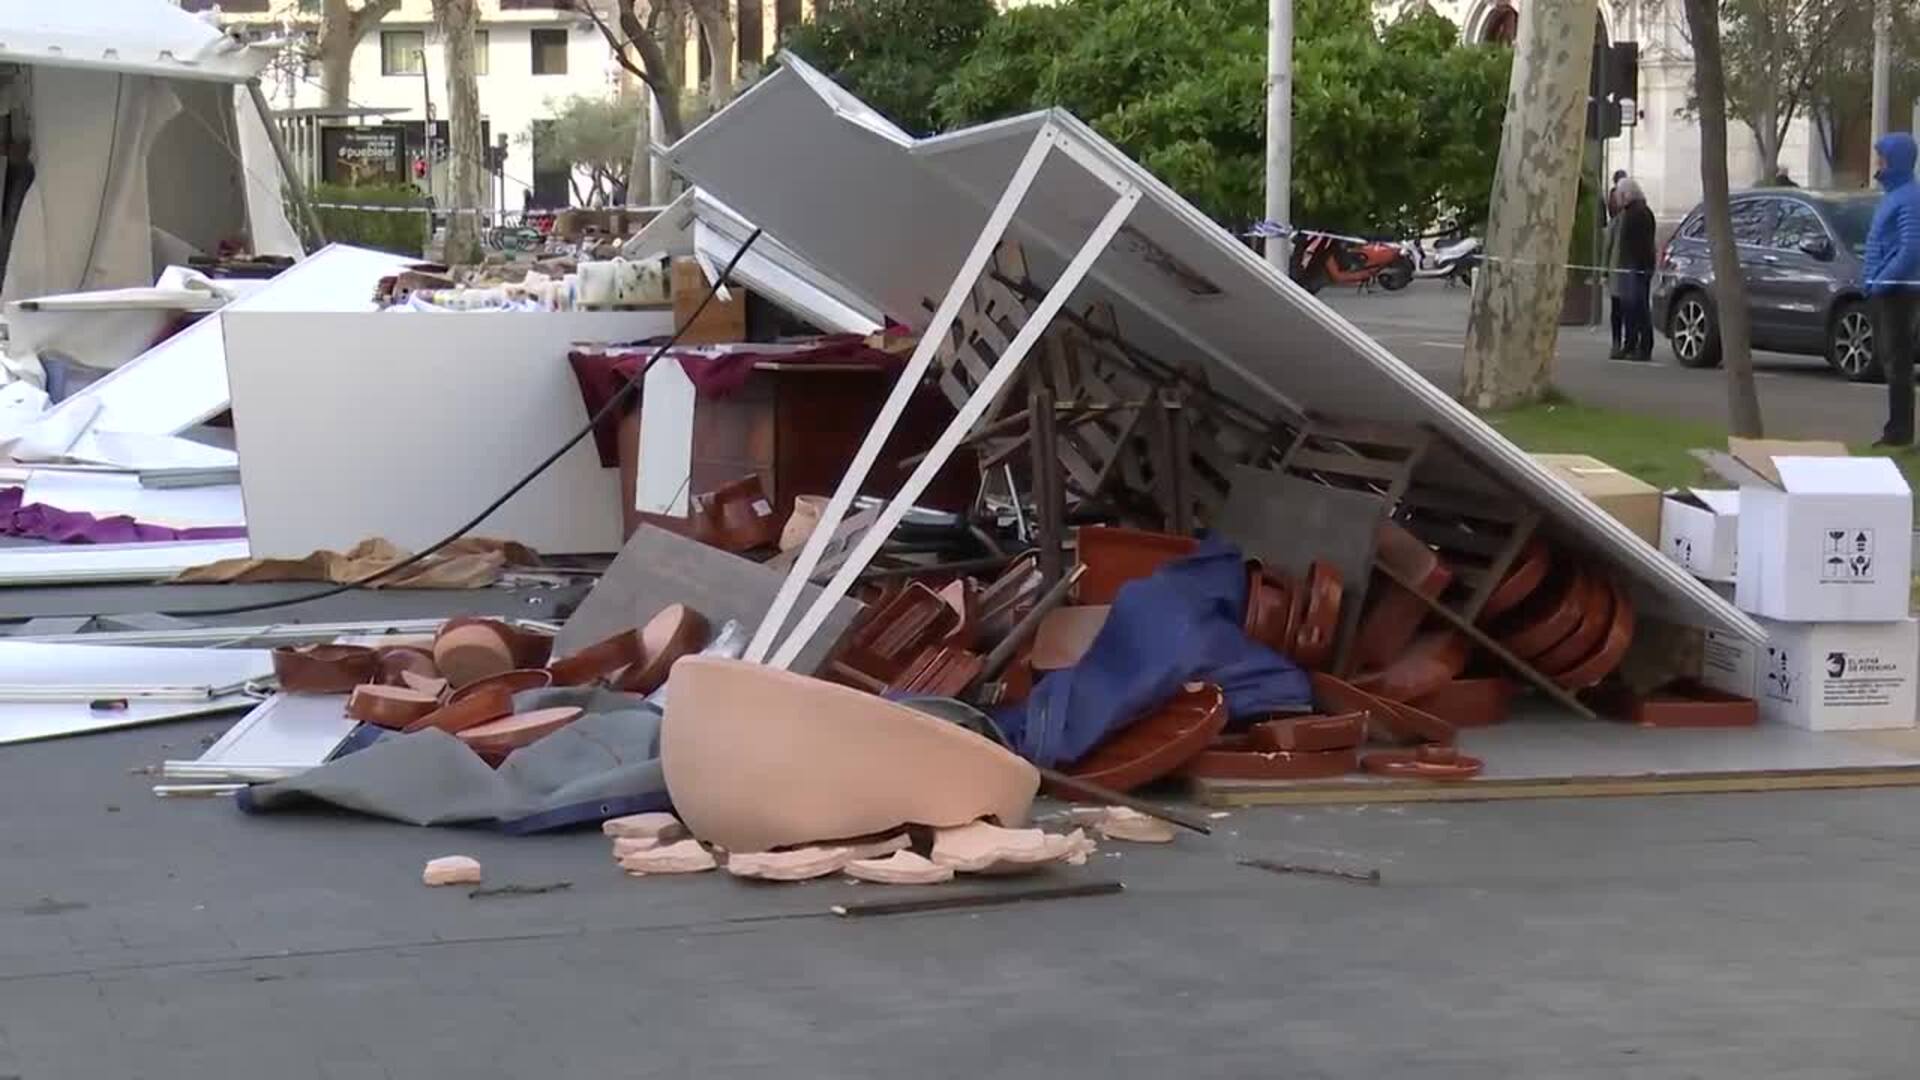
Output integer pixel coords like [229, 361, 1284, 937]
[1661, 488, 1739, 582]
[1734, 455, 1912, 622]
[1702, 627, 1760, 699]
[1741, 617, 1919, 731]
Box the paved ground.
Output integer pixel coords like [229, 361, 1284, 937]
[1324, 284, 1892, 443]
[5, 710, 1920, 1078]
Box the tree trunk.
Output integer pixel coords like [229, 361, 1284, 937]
[1460, 0, 1599, 410]
[319, 0, 404, 110]
[1684, 0, 1765, 436]
[629, 87, 653, 205]
[687, 0, 735, 111]
[432, 0, 486, 265]
[1753, 98, 1782, 183]
[615, 0, 687, 142]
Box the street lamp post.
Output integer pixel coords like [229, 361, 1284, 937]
[1264, 0, 1292, 269]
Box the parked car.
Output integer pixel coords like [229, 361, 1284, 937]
[1653, 190, 1882, 381]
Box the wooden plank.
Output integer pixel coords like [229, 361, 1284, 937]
[1190, 767, 1920, 807]
[1460, 510, 1540, 621]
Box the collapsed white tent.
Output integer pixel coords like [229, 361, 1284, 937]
[0, 0, 300, 303]
[661, 53, 1762, 661]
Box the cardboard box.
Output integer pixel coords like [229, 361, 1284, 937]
[1701, 628, 1759, 699]
[1532, 453, 1662, 545]
[1748, 617, 1918, 730]
[1660, 488, 1739, 581]
[672, 257, 748, 345]
[1733, 452, 1912, 622]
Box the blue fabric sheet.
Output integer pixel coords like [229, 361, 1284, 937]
[997, 534, 1312, 768]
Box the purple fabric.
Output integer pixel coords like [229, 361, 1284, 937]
[0, 487, 247, 545]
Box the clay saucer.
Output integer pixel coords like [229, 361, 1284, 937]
[1248, 711, 1367, 752]
[1031, 605, 1113, 672]
[1409, 676, 1516, 728]
[1074, 525, 1199, 604]
[1177, 746, 1359, 781]
[1289, 561, 1343, 671]
[616, 603, 712, 694]
[433, 622, 517, 689]
[449, 667, 553, 705]
[1056, 683, 1227, 794]
[438, 617, 554, 670]
[1496, 564, 1587, 661]
[1478, 538, 1551, 622]
[548, 629, 645, 686]
[1310, 671, 1455, 746]
[1614, 680, 1757, 728]
[404, 684, 514, 734]
[1352, 524, 1453, 672]
[1279, 573, 1307, 659]
[346, 684, 440, 730]
[1361, 745, 1484, 781]
[1533, 572, 1616, 677]
[1552, 576, 1636, 691]
[272, 644, 379, 694]
[1351, 630, 1469, 703]
[457, 705, 583, 760]
[1242, 567, 1292, 653]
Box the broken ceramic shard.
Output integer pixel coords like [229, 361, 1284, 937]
[611, 836, 666, 859]
[845, 850, 955, 885]
[619, 839, 718, 875]
[602, 811, 688, 842]
[929, 820, 1088, 874]
[662, 657, 1039, 853]
[841, 833, 911, 861]
[1066, 806, 1175, 844]
[422, 855, 483, 886]
[725, 846, 854, 881]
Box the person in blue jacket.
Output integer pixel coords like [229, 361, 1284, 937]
[1865, 132, 1920, 447]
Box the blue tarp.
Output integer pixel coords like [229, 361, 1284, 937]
[997, 534, 1312, 768]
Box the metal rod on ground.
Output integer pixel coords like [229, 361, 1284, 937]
[857, 555, 1011, 583]
[249, 81, 326, 249]
[1038, 768, 1213, 836]
[976, 564, 1084, 682]
[831, 880, 1123, 918]
[1238, 857, 1379, 886]
[1372, 560, 1599, 721]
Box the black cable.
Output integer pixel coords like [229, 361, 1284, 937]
[145, 228, 766, 620]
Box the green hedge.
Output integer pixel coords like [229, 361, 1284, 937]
[309, 182, 429, 257]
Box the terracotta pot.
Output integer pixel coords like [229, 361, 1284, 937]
[1533, 572, 1615, 676]
[1031, 605, 1112, 672]
[662, 657, 1040, 853]
[1290, 560, 1343, 671]
[1352, 524, 1451, 672]
[1496, 564, 1587, 661]
[1479, 539, 1551, 622]
[615, 603, 712, 695]
[1074, 525, 1198, 604]
[837, 582, 962, 684]
[458, 705, 584, 763]
[375, 647, 439, 687]
[432, 623, 517, 690]
[346, 684, 440, 730]
[1248, 711, 1367, 752]
[1552, 576, 1636, 691]
[688, 474, 781, 553]
[1613, 680, 1757, 728]
[449, 667, 553, 705]
[1353, 630, 1470, 703]
[1177, 746, 1359, 780]
[272, 644, 379, 694]
[779, 494, 829, 553]
[437, 618, 554, 670]
[1409, 677, 1515, 728]
[404, 684, 514, 734]
[1056, 683, 1228, 794]
[1242, 566, 1293, 653]
[548, 629, 646, 687]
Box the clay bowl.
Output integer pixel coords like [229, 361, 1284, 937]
[1533, 572, 1616, 677]
[1477, 538, 1552, 622]
[1031, 605, 1113, 672]
[1352, 524, 1453, 672]
[346, 684, 440, 730]
[404, 684, 514, 734]
[272, 644, 379, 694]
[662, 657, 1040, 853]
[375, 646, 439, 687]
[1352, 630, 1469, 704]
[1616, 680, 1757, 728]
[1176, 746, 1358, 781]
[1409, 676, 1516, 729]
[1248, 711, 1367, 752]
[458, 705, 584, 764]
[438, 617, 554, 669]
[615, 603, 713, 695]
[548, 629, 646, 687]
[1074, 525, 1199, 604]
[1495, 563, 1588, 662]
[1242, 566, 1293, 653]
[1552, 576, 1636, 691]
[841, 582, 962, 682]
[450, 667, 553, 705]
[1057, 682, 1228, 794]
[1311, 671, 1454, 746]
[432, 622, 517, 689]
[1289, 561, 1344, 671]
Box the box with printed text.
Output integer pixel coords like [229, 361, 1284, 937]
[1734, 455, 1911, 622]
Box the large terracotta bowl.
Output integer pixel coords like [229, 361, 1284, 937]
[662, 657, 1041, 853]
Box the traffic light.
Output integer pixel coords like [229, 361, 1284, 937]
[1588, 41, 1640, 140]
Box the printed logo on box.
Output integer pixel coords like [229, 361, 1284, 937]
[1764, 645, 1796, 703]
[1819, 649, 1905, 709]
[1820, 528, 1876, 583]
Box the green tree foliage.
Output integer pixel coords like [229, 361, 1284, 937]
[520, 92, 642, 205]
[782, 0, 999, 135]
[924, 0, 1508, 236]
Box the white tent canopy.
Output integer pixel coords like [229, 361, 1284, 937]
[665, 53, 1763, 656]
[0, 0, 268, 83]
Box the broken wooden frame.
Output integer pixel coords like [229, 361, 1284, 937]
[753, 125, 1143, 670]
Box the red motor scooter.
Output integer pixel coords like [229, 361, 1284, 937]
[1288, 232, 1414, 295]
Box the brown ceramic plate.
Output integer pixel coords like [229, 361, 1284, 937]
[1074, 525, 1199, 604]
[1248, 711, 1367, 752]
[404, 684, 515, 734]
[1176, 746, 1359, 781]
[1532, 572, 1615, 676]
[449, 667, 553, 705]
[346, 684, 439, 730]
[1553, 577, 1636, 691]
[1352, 524, 1452, 673]
[1497, 564, 1587, 661]
[1291, 561, 1343, 671]
[1058, 682, 1227, 793]
[432, 623, 517, 690]
[457, 705, 584, 758]
[616, 603, 712, 694]
[440, 618, 554, 670]
[1409, 676, 1516, 728]
[1478, 538, 1551, 622]
[272, 644, 379, 694]
[1351, 630, 1469, 703]
[548, 629, 646, 687]
[375, 646, 439, 686]
[1361, 747, 1484, 780]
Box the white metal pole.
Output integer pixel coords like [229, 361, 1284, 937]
[1264, 0, 1292, 268]
[1873, 0, 1892, 144]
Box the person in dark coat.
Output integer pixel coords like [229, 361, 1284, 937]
[1615, 177, 1658, 361]
[1606, 170, 1628, 356]
[1864, 132, 1920, 447]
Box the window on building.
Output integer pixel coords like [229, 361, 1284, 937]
[775, 0, 804, 40]
[382, 31, 426, 77]
[739, 0, 764, 67]
[473, 30, 490, 76]
[531, 28, 569, 75]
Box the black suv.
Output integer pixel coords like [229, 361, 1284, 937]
[1653, 190, 1882, 380]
